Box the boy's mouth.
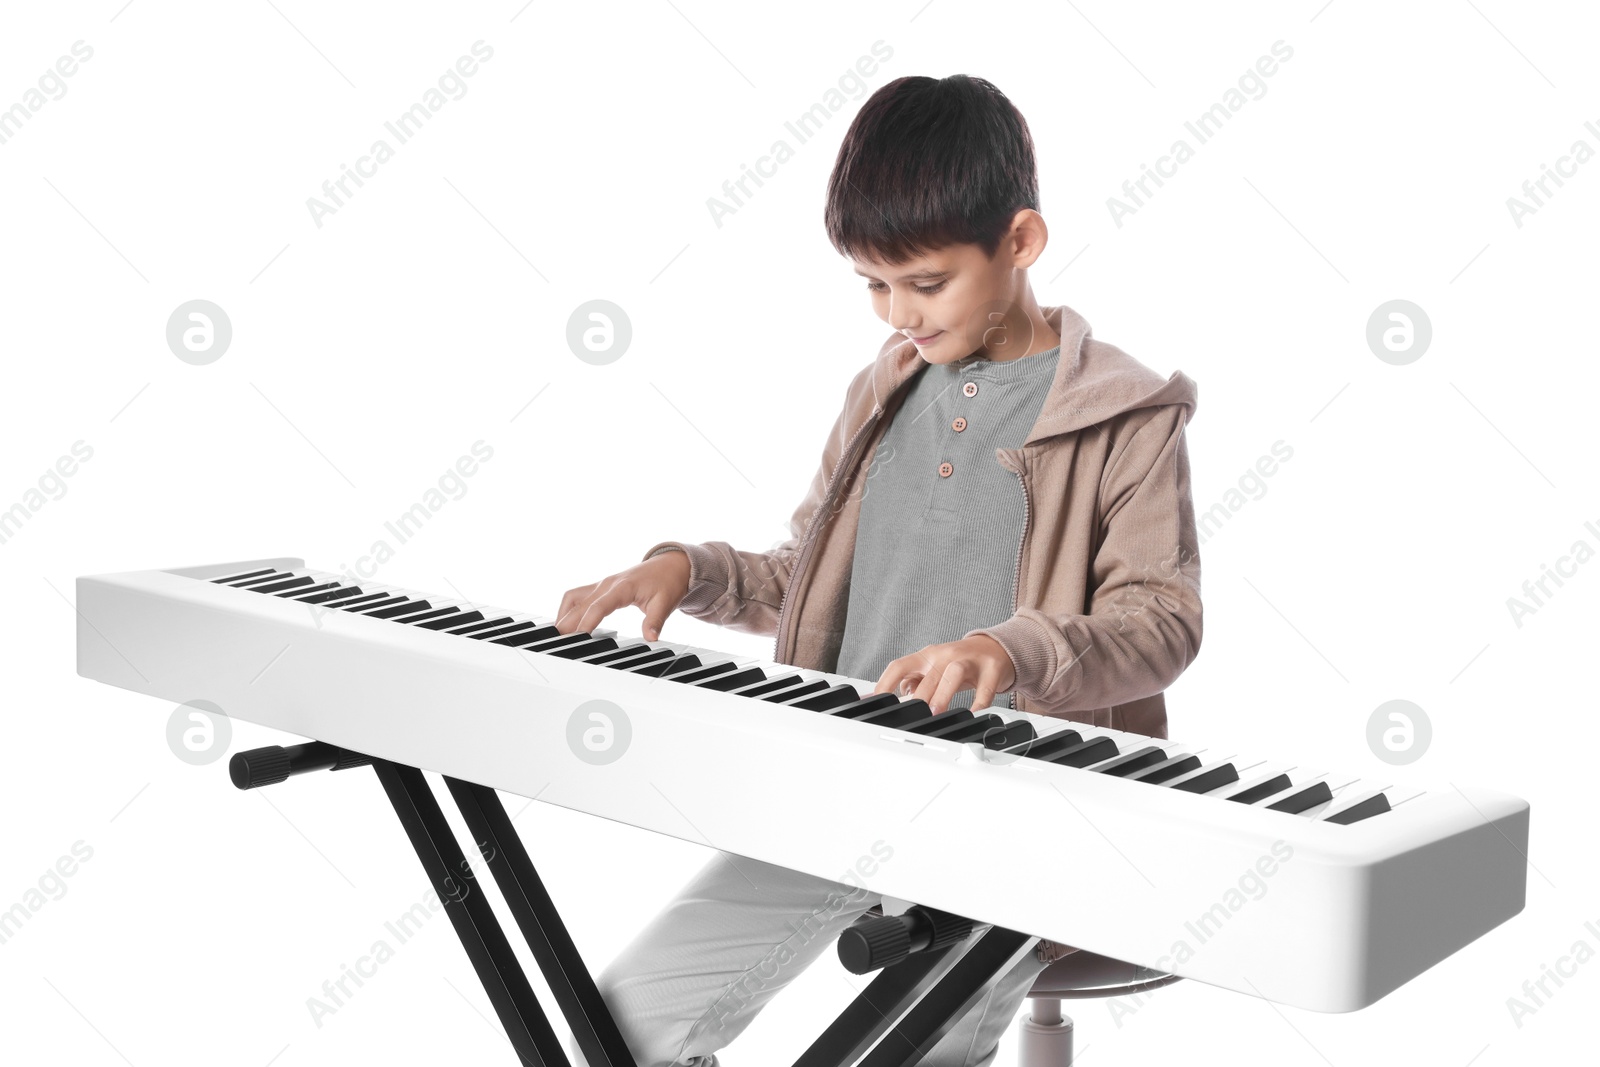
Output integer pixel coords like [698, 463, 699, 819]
[909, 331, 943, 345]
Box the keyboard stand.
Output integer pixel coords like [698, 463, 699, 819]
[795, 926, 1039, 1067]
[230, 742, 1040, 1067]
[373, 759, 640, 1067]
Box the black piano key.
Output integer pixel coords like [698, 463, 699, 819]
[1044, 736, 1119, 768]
[905, 709, 975, 735]
[984, 719, 1036, 750]
[328, 592, 387, 610]
[1227, 774, 1293, 805]
[826, 693, 902, 719]
[345, 596, 406, 613]
[786, 684, 861, 712]
[921, 713, 1005, 743]
[387, 602, 444, 620]
[398, 607, 461, 626]
[509, 630, 585, 651]
[1325, 793, 1392, 825]
[599, 647, 675, 671]
[1003, 729, 1083, 758]
[640, 654, 703, 677]
[546, 637, 619, 659]
[694, 667, 768, 692]
[252, 575, 317, 595]
[418, 610, 483, 630]
[732, 673, 807, 698]
[447, 615, 512, 635]
[298, 585, 366, 605]
[211, 568, 277, 584]
[471, 620, 542, 641]
[578, 643, 653, 665]
[627, 654, 701, 678]
[490, 625, 560, 646]
[276, 581, 339, 598]
[663, 655, 709, 677]
[1169, 763, 1239, 794]
[671, 661, 743, 685]
[1128, 754, 1202, 784]
[226, 571, 292, 588]
[367, 599, 433, 620]
[1092, 746, 1168, 777]
[758, 679, 828, 702]
[859, 700, 934, 728]
[1266, 780, 1334, 814]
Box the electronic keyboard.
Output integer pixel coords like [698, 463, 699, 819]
[75, 558, 1529, 1016]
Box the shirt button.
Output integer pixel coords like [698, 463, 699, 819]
[952, 416, 966, 432]
[962, 381, 978, 397]
[938, 462, 953, 477]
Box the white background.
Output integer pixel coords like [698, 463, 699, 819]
[2, 1, 1596, 1064]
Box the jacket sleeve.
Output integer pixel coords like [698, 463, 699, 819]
[639, 362, 875, 637]
[964, 403, 1203, 712]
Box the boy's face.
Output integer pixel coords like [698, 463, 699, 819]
[851, 212, 1048, 363]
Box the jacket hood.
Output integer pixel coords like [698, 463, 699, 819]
[869, 303, 1198, 444]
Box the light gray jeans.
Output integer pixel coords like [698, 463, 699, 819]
[572, 851, 1049, 1067]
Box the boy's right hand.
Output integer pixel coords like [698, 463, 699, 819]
[554, 549, 692, 642]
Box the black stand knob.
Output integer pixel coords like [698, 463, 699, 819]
[229, 741, 372, 789]
[837, 905, 976, 974]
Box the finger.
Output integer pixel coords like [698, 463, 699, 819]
[574, 581, 630, 635]
[553, 585, 598, 633]
[640, 593, 672, 642]
[929, 661, 971, 716]
[889, 646, 934, 697]
[873, 658, 909, 696]
[912, 661, 947, 712]
[556, 584, 597, 632]
[970, 666, 998, 712]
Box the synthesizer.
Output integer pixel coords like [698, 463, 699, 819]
[76, 558, 1529, 1016]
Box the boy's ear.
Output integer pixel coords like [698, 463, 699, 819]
[1006, 209, 1049, 270]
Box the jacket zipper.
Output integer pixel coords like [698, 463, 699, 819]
[772, 411, 881, 664]
[1008, 455, 1031, 713]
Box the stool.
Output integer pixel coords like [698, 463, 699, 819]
[1016, 948, 1182, 1066]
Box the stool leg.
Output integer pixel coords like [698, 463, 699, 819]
[1018, 996, 1073, 1067]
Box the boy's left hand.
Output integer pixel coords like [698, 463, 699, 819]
[871, 635, 1016, 714]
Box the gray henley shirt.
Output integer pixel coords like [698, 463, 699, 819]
[835, 343, 1062, 710]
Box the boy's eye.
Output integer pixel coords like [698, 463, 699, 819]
[864, 280, 947, 295]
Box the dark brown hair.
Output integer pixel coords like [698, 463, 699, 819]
[824, 74, 1039, 265]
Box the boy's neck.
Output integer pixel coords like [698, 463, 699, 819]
[973, 293, 1060, 362]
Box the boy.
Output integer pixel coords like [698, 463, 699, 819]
[555, 73, 1201, 1066]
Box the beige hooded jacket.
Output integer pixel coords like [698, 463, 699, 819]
[643, 303, 1201, 742]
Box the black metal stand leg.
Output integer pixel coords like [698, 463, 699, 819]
[856, 927, 1037, 1067]
[373, 760, 569, 1067]
[239, 742, 1025, 1067]
[792, 942, 965, 1067]
[446, 777, 640, 1067]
